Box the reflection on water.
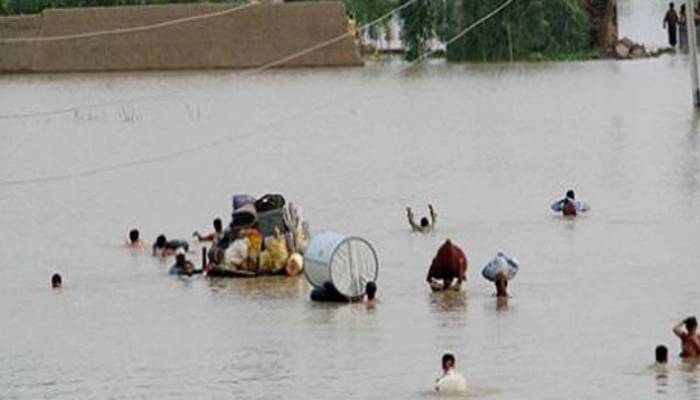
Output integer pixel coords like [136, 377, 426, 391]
[207, 275, 307, 300]
[428, 290, 467, 313]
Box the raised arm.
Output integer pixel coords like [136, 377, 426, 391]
[429, 204, 437, 226]
[674, 320, 687, 339]
[193, 231, 216, 242]
[406, 207, 420, 231]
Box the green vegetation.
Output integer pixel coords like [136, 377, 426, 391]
[0, 0, 595, 62]
[447, 0, 591, 62]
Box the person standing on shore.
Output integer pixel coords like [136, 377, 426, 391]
[664, 3, 679, 48]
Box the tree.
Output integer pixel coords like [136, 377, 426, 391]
[447, 0, 589, 61]
[399, 0, 442, 61]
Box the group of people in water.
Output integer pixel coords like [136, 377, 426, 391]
[655, 316, 700, 369]
[50, 189, 594, 393]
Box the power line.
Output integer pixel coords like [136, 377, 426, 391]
[0, 0, 417, 120]
[0, 0, 516, 188]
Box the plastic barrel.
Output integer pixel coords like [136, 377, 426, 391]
[232, 194, 256, 211]
[231, 202, 258, 229]
[304, 231, 379, 299]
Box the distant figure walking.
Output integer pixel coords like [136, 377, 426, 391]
[426, 240, 467, 291]
[407, 205, 436, 233]
[680, 4, 688, 52]
[435, 353, 467, 393]
[664, 2, 679, 47]
[673, 316, 700, 359]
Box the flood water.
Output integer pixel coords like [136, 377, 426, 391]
[2, 1, 700, 399]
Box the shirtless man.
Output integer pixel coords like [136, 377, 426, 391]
[127, 229, 145, 249]
[673, 316, 700, 359]
[193, 218, 223, 244]
[407, 204, 436, 233]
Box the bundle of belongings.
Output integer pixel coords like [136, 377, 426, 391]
[207, 193, 310, 277]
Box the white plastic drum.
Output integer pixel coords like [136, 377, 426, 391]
[304, 231, 379, 299]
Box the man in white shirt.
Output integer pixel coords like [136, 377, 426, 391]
[435, 353, 467, 393]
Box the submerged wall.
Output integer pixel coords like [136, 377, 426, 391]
[0, 1, 363, 73]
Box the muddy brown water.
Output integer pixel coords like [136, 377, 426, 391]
[2, 1, 700, 398]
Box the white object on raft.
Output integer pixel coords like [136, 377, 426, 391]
[482, 252, 519, 282]
[303, 231, 379, 299]
[550, 199, 590, 213]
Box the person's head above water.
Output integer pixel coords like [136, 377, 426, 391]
[685, 316, 698, 332]
[656, 345, 668, 364]
[51, 273, 62, 289]
[175, 248, 186, 263]
[213, 218, 223, 233]
[154, 234, 167, 249]
[129, 229, 140, 244]
[420, 217, 430, 228]
[366, 281, 377, 301]
[442, 353, 456, 372]
[566, 190, 575, 200]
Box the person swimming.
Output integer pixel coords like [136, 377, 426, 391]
[435, 353, 467, 393]
[51, 273, 62, 289]
[550, 189, 590, 217]
[407, 204, 436, 233]
[153, 234, 189, 256]
[673, 316, 700, 360]
[169, 248, 202, 276]
[656, 345, 668, 365]
[127, 229, 145, 249]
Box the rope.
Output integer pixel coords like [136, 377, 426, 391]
[0, 0, 516, 188]
[0, 0, 417, 120]
[0, 3, 253, 43]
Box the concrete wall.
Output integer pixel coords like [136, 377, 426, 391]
[0, 1, 363, 73]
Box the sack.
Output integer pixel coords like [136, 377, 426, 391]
[482, 252, 519, 282]
[255, 194, 286, 212]
[264, 228, 289, 273]
[225, 238, 250, 267]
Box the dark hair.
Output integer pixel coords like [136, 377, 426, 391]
[366, 281, 377, 300]
[656, 345, 668, 363]
[420, 217, 429, 228]
[442, 353, 455, 368]
[129, 229, 139, 243]
[51, 273, 62, 288]
[566, 190, 575, 200]
[686, 316, 698, 331]
[154, 234, 167, 249]
[213, 218, 223, 232]
[670, 2, 675, 7]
